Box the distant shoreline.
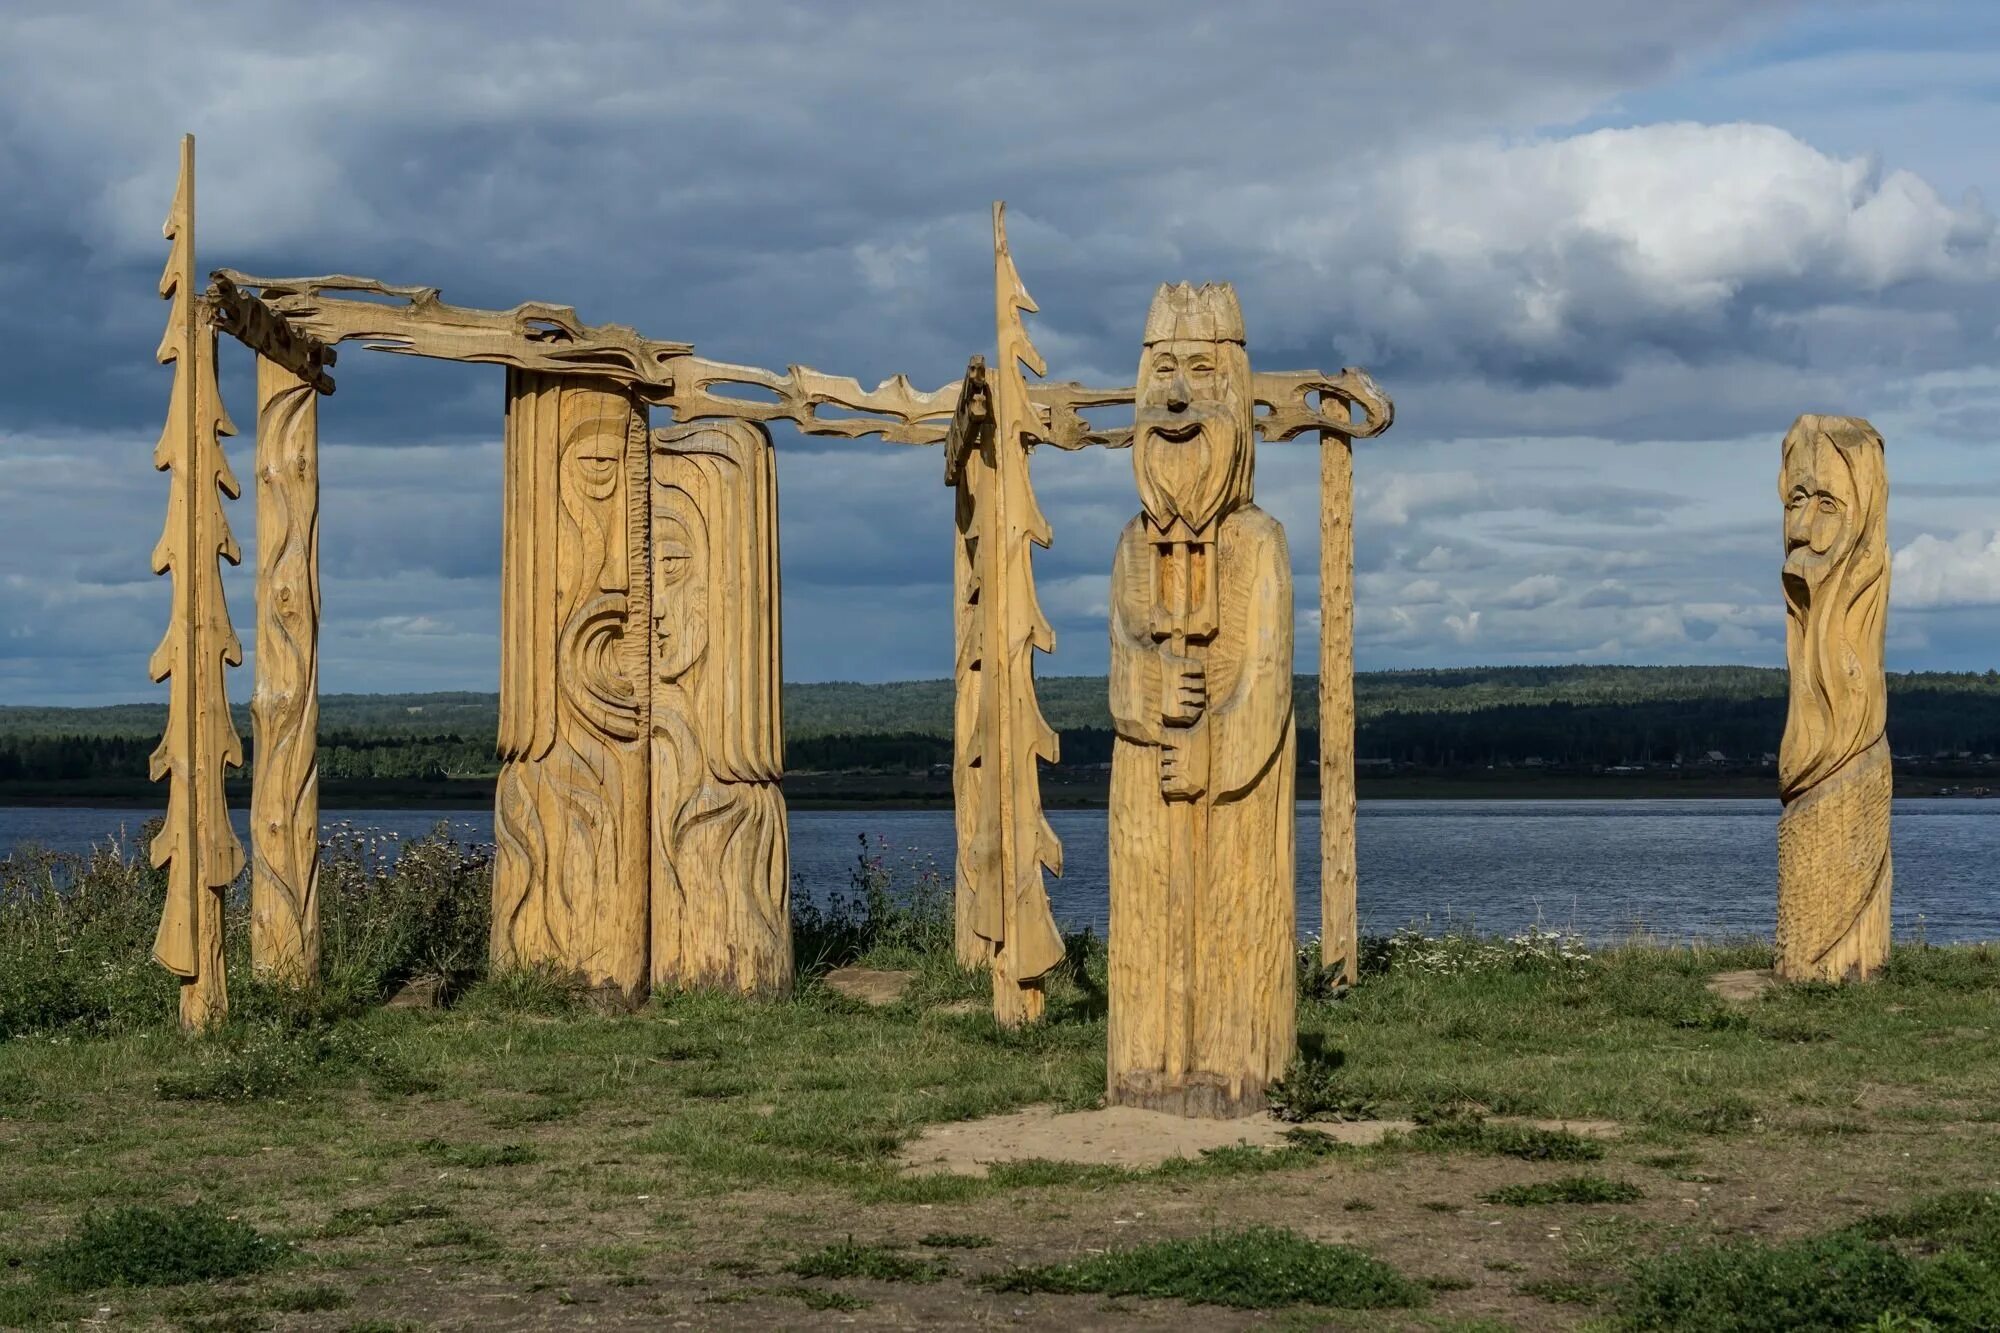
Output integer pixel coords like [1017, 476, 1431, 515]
[3, 771, 1992, 810]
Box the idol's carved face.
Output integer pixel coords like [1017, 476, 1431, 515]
[1783, 432, 1859, 592]
[1133, 337, 1251, 533]
[651, 490, 708, 682]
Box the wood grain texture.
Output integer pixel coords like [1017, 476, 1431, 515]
[648, 420, 791, 996]
[1318, 430, 1358, 986]
[943, 206, 1066, 1026]
[248, 356, 321, 983]
[1108, 284, 1295, 1116]
[1777, 414, 1892, 983]
[492, 372, 651, 1004]
[946, 362, 994, 970]
[148, 135, 246, 1030]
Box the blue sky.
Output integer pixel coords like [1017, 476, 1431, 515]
[1, 1, 1997, 704]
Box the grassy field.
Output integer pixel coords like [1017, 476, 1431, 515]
[4, 831, 2000, 1329]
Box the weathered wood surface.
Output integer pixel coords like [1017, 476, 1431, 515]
[208, 274, 336, 394]
[148, 135, 247, 1029]
[649, 420, 791, 996]
[491, 372, 652, 1003]
[1777, 415, 1892, 983]
[248, 356, 321, 982]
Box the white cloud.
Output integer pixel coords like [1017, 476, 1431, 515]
[1893, 530, 2000, 609]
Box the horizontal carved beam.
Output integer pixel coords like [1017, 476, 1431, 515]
[210, 270, 1394, 448]
[205, 274, 336, 394]
[1253, 367, 1395, 442]
[216, 271, 691, 390]
[661, 354, 961, 446]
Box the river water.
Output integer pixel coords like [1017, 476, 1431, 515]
[4, 799, 1995, 945]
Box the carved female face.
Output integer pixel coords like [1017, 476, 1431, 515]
[651, 486, 708, 682]
[1783, 432, 1859, 590]
[559, 407, 632, 593]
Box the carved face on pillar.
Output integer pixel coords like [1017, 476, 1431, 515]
[651, 488, 709, 683]
[1133, 282, 1255, 536]
[555, 393, 643, 743]
[1778, 415, 1889, 797]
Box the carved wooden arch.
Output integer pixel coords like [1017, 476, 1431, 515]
[157, 129, 1394, 1025]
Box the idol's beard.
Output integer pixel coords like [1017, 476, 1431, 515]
[1135, 408, 1248, 534]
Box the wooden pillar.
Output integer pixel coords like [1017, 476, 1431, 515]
[1319, 424, 1358, 985]
[491, 371, 652, 1003]
[648, 420, 792, 996]
[148, 134, 247, 1029]
[248, 356, 321, 982]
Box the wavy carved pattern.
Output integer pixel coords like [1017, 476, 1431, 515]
[1777, 414, 1892, 983]
[147, 135, 246, 1030]
[649, 420, 790, 996]
[248, 358, 321, 983]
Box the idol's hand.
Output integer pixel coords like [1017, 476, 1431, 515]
[1161, 652, 1206, 727]
[1160, 733, 1208, 800]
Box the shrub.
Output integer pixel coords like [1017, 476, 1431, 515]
[1267, 1037, 1375, 1123]
[791, 835, 954, 974]
[39, 1205, 285, 1291]
[1358, 924, 1592, 979]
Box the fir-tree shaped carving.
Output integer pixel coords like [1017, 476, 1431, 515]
[148, 134, 246, 1028]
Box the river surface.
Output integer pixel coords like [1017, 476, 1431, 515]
[5, 800, 1995, 944]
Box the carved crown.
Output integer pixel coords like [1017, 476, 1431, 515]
[1142, 282, 1245, 345]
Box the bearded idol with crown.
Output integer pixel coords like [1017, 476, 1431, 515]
[1106, 282, 1297, 1118]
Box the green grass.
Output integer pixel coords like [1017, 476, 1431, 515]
[1402, 1115, 1607, 1162]
[987, 1227, 1429, 1310]
[1613, 1191, 2000, 1331]
[9, 829, 2000, 1324]
[1482, 1174, 1644, 1206]
[38, 1204, 286, 1291]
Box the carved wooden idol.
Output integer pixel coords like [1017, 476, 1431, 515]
[1778, 414, 1892, 983]
[1106, 283, 1296, 1116]
[649, 420, 790, 996]
[492, 371, 652, 1004]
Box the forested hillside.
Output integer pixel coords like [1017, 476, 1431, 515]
[7, 666, 2000, 790]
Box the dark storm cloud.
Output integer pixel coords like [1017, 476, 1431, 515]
[4, 2, 1999, 700]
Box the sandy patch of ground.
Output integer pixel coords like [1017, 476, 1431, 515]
[823, 966, 914, 1006]
[898, 1104, 1622, 1175]
[1707, 968, 1778, 1002]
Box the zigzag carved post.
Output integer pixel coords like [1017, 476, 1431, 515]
[946, 204, 1066, 1026]
[148, 135, 247, 1029]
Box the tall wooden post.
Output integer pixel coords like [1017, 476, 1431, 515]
[249, 357, 321, 981]
[491, 371, 653, 1004]
[1319, 423, 1358, 985]
[148, 134, 247, 1029]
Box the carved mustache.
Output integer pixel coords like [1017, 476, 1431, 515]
[1135, 405, 1229, 442]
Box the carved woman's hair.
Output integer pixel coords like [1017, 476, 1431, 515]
[1779, 415, 1889, 800]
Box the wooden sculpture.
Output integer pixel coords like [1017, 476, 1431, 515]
[247, 355, 322, 981]
[649, 420, 791, 996]
[1778, 414, 1892, 983]
[492, 372, 653, 1003]
[1107, 283, 1296, 1116]
[194, 177, 1391, 1019]
[148, 136, 247, 1029]
[943, 205, 1066, 1025]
